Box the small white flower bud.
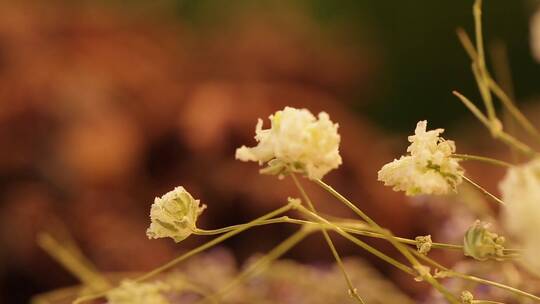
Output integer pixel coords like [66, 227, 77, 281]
[107, 280, 170, 304]
[146, 186, 206, 242]
[463, 220, 505, 261]
[460, 291, 474, 304]
[415, 235, 433, 255]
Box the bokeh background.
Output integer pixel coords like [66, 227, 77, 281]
[1, 0, 540, 303]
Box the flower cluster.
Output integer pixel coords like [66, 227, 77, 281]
[463, 221, 505, 261]
[106, 280, 169, 304]
[500, 158, 540, 275]
[235, 106, 342, 180]
[146, 186, 206, 243]
[378, 120, 464, 195]
[415, 235, 433, 255]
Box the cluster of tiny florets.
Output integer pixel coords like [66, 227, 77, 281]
[146, 186, 206, 243]
[463, 220, 505, 261]
[235, 106, 342, 180]
[106, 280, 169, 304]
[378, 120, 464, 195]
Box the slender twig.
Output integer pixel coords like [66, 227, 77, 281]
[452, 153, 513, 168]
[199, 228, 311, 304]
[294, 204, 414, 275]
[473, 0, 497, 126]
[453, 90, 492, 128]
[457, 27, 540, 144]
[452, 272, 540, 302]
[457, 27, 478, 59]
[461, 174, 506, 206]
[313, 179, 459, 303]
[488, 78, 540, 142]
[452, 91, 537, 157]
[411, 248, 540, 302]
[38, 233, 110, 291]
[72, 203, 295, 304]
[290, 173, 365, 303]
[194, 216, 297, 235]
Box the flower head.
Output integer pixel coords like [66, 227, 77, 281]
[107, 280, 170, 304]
[463, 220, 505, 261]
[460, 291, 474, 304]
[415, 235, 433, 255]
[235, 106, 342, 180]
[500, 158, 540, 274]
[146, 186, 206, 242]
[378, 120, 463, 195]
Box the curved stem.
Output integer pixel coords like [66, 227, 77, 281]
[452, 91, 537, 157]
[199, 228, 311, 304]
[290, 173, 365, 303]
[411, 247, 540, 302]
[451, 272, 540, 302]
[342, 228, 462, 250]
[194, 216, 296, 235]
[294, 204, 415, 275]
[72, 203, 295, 304]
[197, 216, 481, 255]
[314, 179, 421, 263]
[314, 179, 459, 303]
[452, 154, 513, 168]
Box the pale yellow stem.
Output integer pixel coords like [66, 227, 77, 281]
[452, 154, 512, 168]
[194, 216, 295, 235]
[452, 91, 537, 157]
[314, 179, 460, 303]
[412, 249, 540, 302]
[473, 0, 497, 125]
[72, 202, 295, 304]
[291, 173, 365, 303]
[38, 233, 109, 292]
[461, 174, 506, 206]
[199, 228, 311, 304]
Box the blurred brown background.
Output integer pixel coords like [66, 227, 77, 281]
[1, 0, 539, 303]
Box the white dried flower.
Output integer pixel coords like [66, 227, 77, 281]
[235, 106, 342, 180]
[378, 120, 463, 195]
[463, 220, 505, 261]
[500, 158, 540, 274]
[146, 186, 206, 242]
[460, 290, 474, 304]
[415, 235, 433, 255]
[107, 280, 169, 304]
